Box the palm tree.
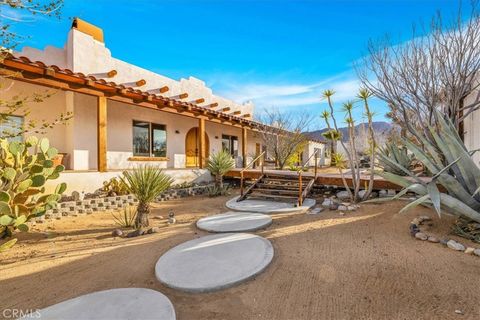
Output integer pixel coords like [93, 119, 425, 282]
[321, 129, 341, 165]
[207, 150, 235, 189]
[120, 165, 173, 228]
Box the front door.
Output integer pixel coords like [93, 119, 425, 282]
[185, 127, 210, 167]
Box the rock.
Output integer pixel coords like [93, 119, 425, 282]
[329, 202, 339, 210]
[411, 218, 421, 225]
[347, 206, 356, 211]
[126, 229, 145, 238]
[415, 232, 428, 241]
[455, 310, 463, 315]
[447, 240, 465, 251]
[418, 215, 432, 223]
[464, 247, 475, 255]
[168, 217, 176, 225]
[379, 189, 388, 198]
[427, 236, 440, 243]
[336, 190, 351, 200]
[307, 207, 324, 215]
[112, 229, 123, 237]
[339, 211, 345, 216]
[338, 205, 348, 211]
[387, 189, 396, 196]
[440, 239, 449, 246]
[473, 248, 480, 257]
[147, 227, 160, 234]
[153, 216, 164, 220]
[409, 224, 420, 236]
[321, 199, 333, 207]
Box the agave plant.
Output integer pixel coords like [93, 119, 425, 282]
[206, 150, 235, 189]
[378, 141, 415, 176]
[375, 111, 480, 223]
[120, 165, 173, 228]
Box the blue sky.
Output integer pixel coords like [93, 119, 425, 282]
[5, 0, 463, 129]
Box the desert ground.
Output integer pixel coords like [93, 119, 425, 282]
[1, 192, 479, 320]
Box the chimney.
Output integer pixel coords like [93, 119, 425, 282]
[71, 18, 104, 43]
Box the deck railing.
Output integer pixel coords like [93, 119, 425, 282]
[297, 149, 319, 206]
[239, 151, 266, 197]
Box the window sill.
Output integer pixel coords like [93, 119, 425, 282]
[128, 156, 169, 162]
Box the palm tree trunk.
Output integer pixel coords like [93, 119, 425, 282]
[215, 174, 223, 189]
[135, 202, 150, 228]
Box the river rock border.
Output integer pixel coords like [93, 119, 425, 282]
[36, 184, 213, 223]
[410, 215, 480, 257]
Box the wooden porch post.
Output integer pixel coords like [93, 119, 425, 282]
[242, 127, 248, 167]
[199, 118, 206, 168]
[97, 96, 108, 172]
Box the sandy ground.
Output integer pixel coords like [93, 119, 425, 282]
[1, 192, 479, 320]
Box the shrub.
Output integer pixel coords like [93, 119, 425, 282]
[207, 184, 230, 197]
[378, 141, 415, 176]
[206, 150, 234, 189]
[112, 206, 136, 228]
[0, 137, 66, 242]
[102, 177, 129, 196]
[120, 165, 173, 228]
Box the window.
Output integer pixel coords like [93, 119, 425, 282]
[0, 115, 24, 142]
[222, 134, 238, 157]
[132, 120, 167, 157]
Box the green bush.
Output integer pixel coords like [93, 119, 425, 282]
[112, 206, 137, 228]
[0, 137, 66, 242]
[206, 150, 234, 189]
[120, 165, 173, 228]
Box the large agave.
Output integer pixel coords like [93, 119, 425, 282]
[373, 111, 480, 223]
[378, 141, 415, 176]
[0, 136, 67, 240]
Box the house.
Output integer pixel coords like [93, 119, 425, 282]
[0, 18, 326, 193]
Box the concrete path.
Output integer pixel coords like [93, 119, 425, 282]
[155, 233, 274, 293]
[21, 288, 175, 320]
[196, 211, 272, 233]
[226, 196, 315, 214]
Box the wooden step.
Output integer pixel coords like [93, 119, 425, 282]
[252, 188, 300, 195]
[263, 178, 313, 184]
[248, 192, 299, 200]
[256, 183, 308, 190]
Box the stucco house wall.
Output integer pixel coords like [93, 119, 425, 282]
[463, 90, 480, 166]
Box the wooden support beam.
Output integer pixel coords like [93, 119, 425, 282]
[242, 127, 248, 167]
[136, 79, 146, 87]
[242, 114, 251, 118]
[207, 102, 218, 108]
[192, 98, 205, 104]
[97, 96, 108, 172]
[222, 107, 231, 112]
[199, 118, 206, 169]
[171, 93, 188, 100]
[159, 86, 169, 93]
[232, 110, 241, 115]
[107, 70, 117, 78]
[45, 67, 55, 77]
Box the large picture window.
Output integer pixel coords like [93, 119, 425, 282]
[0, 115, 24, 142]
[222, 134, 238, 157]
[132, 120, 167, 157]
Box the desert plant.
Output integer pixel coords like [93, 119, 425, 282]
[102, 177, 129, 196]
[112, 206, 137, 228]
[0, 136, 67, 241]
[321, 89, 376, 202]
[378, 141, 415, 176]
[373, 111, 480, 223]
[206, 150, 234, 189]
[120, 165, 173, 228]
[207, 184, 230, 197]
[320, 126, 341, 165]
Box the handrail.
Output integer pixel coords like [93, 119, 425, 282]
[240, 151, 266, 197]
[297, 149, 320, 206]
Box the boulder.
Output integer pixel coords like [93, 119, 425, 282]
[112, 229, 123, 237]
[321, 199, 333, 207]
[147, 227, 160, 234]
[415, 232, 428, 241]
[427, 236, 440, 243]
[447, 240, 465, 251]
[127, 229, 145, 238]
[338, 205, 348, 211]
[473, 248, 480, 257]
[464, 247, 475, 255]
[336, 191, 351, 200]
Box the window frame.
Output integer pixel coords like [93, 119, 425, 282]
[222, 134, 238, 157]
[132, 120, 167, 158]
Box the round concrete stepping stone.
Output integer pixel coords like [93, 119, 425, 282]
[20, 288, 175, 320]
[196, 211, 272, 232]
[155, 233, 274, 293]
[226, 196, 316, 214]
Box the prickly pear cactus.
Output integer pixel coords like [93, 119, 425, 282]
[0, 136, 66, 241]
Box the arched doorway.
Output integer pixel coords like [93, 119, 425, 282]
[185, 127, 210, 167]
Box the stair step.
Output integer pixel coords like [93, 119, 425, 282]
[263, 178, 313, 184]
[256, 183, 307, 190]
[248, 192, 299, 200]
[253, 188, 300, 195]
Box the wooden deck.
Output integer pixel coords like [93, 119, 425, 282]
[225, 168, 405, 191]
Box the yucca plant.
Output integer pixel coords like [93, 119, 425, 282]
[112, 206, 137, 228]
[378, 142, 415, 176]
[206, 150, 235, 189]
[120, 166, 173, 228]
[374, 110, 480, 223]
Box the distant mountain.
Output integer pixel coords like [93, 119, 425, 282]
[305, 121, 393, 143]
